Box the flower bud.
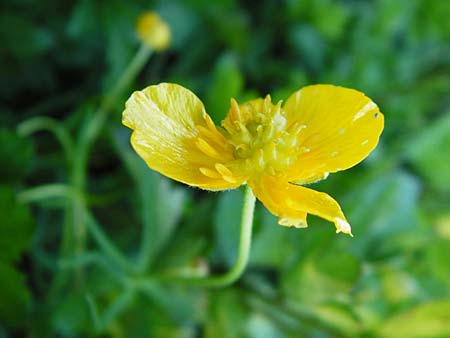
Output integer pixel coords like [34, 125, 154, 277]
[136, 12, 170, 51]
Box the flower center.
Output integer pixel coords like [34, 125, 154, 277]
[222, 96, 308, 176]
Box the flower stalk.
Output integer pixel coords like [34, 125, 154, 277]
[70, 44, 153, 281]
[177, 186, 256, 287]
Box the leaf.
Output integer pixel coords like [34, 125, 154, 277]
[101, 0, 136, 93]
[313, 303, 360, 336]
[205, 53, 244, 123]
[213, 188, 244, 266]
[66, 0, 97, 38]
[343, 170, 423, 259]
[0, 262, 30, 327]
[425, 238, 450, 287]
[250, 206, 292, 267]
[289, 24, 325, 74]
[378, 300, 450, 338]
[311, 0, 350, 40]
[407, 112, 450, 192]
[247, 312, 284, 338]
[0, 128, 33, 185]
[155, 2, 199, 50]
[52, 294, 90, 336]
[0, 11, 52, 60]
[282, 250, 362, 304]
[204, 289, 248, 338]
[0, 187, 34, 327]
[0, 187, 34, 263]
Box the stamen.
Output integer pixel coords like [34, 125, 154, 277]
[263, 94, 272, 113]
[196, 138, 222, 160]
[268, 141, 277, 161]
[197, 125, 225, 144]
[223, 175, 238, 184]
[230, 98, 241, 122]
[237, 122, 251, 142]
[215, 163, 233, 177]
[204, 114, 217, 131]
[275, 100, 283, 112]
[287, 136, 297, 147]
[199, 167, 221, 179]
[257, 149, 265, 168]
[289, 122, 307, 135]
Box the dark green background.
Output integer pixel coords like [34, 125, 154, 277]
[1, 0, 450, 337]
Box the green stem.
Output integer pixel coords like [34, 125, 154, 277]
[70, 44, 153, 278]
[18, 183, 130, 274]
[84, 209, 131, 272]
[99, 44, 153, 117]
[73, 44, 153, 190]
[17, 184, 75, 204]
[174, 186, 256, 288]
[85, 294, 101, 332]
[17, 117, 74, 164]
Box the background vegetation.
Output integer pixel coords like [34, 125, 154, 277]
[1, 0, 450, 337]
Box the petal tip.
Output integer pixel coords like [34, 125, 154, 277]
[335, 217, 353, 237]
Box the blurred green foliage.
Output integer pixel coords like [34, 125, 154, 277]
[1, 0, 450, 337]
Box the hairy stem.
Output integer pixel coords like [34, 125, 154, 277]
[174, 186, 256, 288]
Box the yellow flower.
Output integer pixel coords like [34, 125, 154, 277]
[136, 12, 170, 51]
[122, 83, 384, 236]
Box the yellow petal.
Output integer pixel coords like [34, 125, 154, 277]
[249, 175, 353, 236]
[283, 84, 384, 183]
[122, 83, 245, 190]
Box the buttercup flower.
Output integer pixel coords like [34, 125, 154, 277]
[122, 83, 384, 236]
[136, 12, 170, 51]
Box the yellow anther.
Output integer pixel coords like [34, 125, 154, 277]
[275, 100, 283, 110]
[197, 125, 215, 138]
[215, 163, 233, 177]
[223, 175, 238, 184]
[288, 121, 307, 135]
[230, 98, 241, 121]
[195, 138, 222, 160]
[197, 125, 226, 145]
[199, 167, 221, 179]
[263, 94, 272, 112]
[257, 149, 265, 168]
[204, 114, 217, 131]
[268, 141, 278, 160]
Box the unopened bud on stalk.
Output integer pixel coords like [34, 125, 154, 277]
[136, 12, 170, 51]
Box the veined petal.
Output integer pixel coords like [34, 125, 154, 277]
[283, 84, 384, 183]
[249, 175, 352, 235]
[122, 83, 245, 190]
